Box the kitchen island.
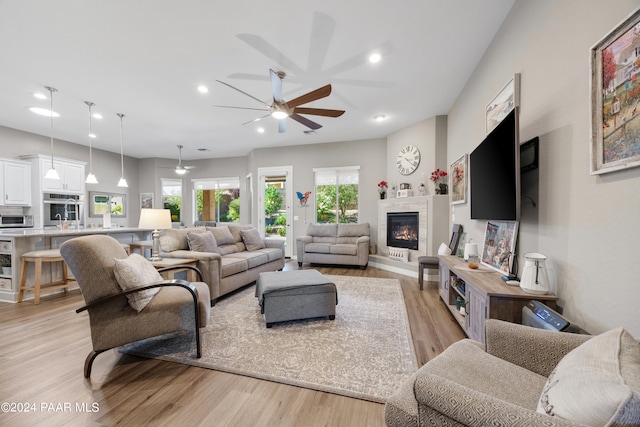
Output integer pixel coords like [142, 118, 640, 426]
[0, 227, 152, 303]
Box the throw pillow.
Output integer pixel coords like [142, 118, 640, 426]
[240, 228, 266, 251]
[537, 327, 640, 426]
[187, 231, 218, 253]
[209, 226, 234, 246]
[113, 253, 163, 312]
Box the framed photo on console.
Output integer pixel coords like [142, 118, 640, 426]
[481, 220, 519, 274]
[590, 7, 640, 175]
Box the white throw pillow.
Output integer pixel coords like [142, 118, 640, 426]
[537, 327, 640, 426]
[113, 253, 163, 312]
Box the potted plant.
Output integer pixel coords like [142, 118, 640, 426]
[0, 256, 11, 275]
[377, 180, 388, 199]
[430, 168, 448, 194]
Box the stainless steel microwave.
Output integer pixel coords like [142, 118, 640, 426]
[0, 214, 34, 228]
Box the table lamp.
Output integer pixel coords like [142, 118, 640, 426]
[138, 208, 172, 261]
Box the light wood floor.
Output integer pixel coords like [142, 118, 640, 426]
[0, 261, 465, 427]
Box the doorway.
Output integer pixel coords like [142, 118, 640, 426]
[258, 166, 292, 258]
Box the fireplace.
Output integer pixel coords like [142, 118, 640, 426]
[386, 212, 419, 250]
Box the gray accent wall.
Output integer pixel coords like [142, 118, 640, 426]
[447, 0, 640, 336]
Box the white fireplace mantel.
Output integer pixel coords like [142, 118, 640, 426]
[377, 195, 449, 263]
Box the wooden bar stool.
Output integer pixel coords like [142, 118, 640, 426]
[120, 243, 131, 255]
[18, 249, 76, 305]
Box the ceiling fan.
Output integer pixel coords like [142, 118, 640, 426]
[215, 69, 345, 133]
[174, 145, 196, 175]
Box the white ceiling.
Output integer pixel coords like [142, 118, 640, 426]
[0, 0, 514, 161]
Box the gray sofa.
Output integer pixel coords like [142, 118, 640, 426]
[296, 223, 370, 269]
[159, 224, 284, 304]
[385, 319, 640, 427]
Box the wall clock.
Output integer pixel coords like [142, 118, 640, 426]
[396, 145, 421, 175]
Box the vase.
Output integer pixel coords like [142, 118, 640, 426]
[379, 192, 386, 199]
[437, 183, 448, 195]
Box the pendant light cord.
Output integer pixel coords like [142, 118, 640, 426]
[118, 113, 125, 177]
[45, 86, 57, 168]
[86, 101, 94, 173]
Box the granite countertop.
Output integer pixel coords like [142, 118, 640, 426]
[0, 227, 152, 237]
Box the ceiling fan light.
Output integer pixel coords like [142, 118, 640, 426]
[271, 110, 288, 120]
[175, 167, 187, 175]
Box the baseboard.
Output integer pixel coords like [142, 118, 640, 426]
[368, 254, 438, 281]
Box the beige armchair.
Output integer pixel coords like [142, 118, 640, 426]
[60, 235, 211, 378]
[385, 319, 639, 427]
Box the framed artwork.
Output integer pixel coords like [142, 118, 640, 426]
[449, 154, 467, 205]
[481, 220, 519, 274]
[486, 73, 520, 134]
[89, 192, 126, 218]
[590, 7, 640, 175]
[140, 192, 154, 209]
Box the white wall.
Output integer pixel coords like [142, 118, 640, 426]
[386, 116, 448, 195]
[448, 0, 640, 336]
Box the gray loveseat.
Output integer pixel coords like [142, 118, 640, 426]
[296, 223, 370, 269]
[159, 224, 284, 304]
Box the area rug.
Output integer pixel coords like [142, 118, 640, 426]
[121, 275, 418, 403]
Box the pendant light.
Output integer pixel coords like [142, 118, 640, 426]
[116, 113, 128, 188]
[43, 86, 60, 180]
[84, 101, 98, 184]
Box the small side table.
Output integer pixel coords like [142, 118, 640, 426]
[130, 240, 154, 258]
[150, 258, 199, 282]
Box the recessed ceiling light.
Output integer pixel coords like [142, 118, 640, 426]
[197, 85, 209, 93]
[373, 114, 387, 122]
[88, 133, 97, 139]
[33, 92, 47, 100]
[369, 53, 382, 63]
[257, 127, 265, 133]
[29, 107, 59, 117]
[92, 113, 102, 119]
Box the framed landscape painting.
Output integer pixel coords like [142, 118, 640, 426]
[449, 154, 467, 204]
[591, 7, 640, 174]
[481, 220, 518, 274]
[140, 192, 153, 209]
[486, 74, 520, 134]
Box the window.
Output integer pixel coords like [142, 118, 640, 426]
[161, 178, 182, 223]
[314, 167, 359, 224]
[193, 177, 240, 223]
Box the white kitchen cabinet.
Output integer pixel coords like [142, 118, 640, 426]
[0, 159, 31, 206]
[3, 160, 32, 206]
[39, 157, 85, 194]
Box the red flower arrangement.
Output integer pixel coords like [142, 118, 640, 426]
[430, 169, 448, 185]
[377, 180, 388, 193]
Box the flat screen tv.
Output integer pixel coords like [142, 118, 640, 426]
[470, 109, 520, 220]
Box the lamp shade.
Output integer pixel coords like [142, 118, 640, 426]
[138, 208, 172, 230]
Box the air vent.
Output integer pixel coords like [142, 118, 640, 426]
[197, 148, 211, 152]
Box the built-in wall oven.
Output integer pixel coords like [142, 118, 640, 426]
[42, 193, 84, 227]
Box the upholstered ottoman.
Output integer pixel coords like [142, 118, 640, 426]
[255, 270, 338, 328]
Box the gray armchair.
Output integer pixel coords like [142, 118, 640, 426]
[60, 235, 211, 378]
[385, 319, 639, 427]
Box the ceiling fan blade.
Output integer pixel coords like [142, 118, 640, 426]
[278, 119, 286, 133]
[214, 105, 269, 112]
[215, 80, 269, 107]
[241, 114, 271, 125]
[270, 69, 282, 102]
[289, 113, 322, 130]
[293, 107, 345, 117]
[286, 84, 332, 108]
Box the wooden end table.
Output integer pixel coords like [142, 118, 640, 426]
[150, 258, 199, 282]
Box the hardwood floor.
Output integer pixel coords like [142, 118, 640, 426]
[0, 261, 465, 427]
